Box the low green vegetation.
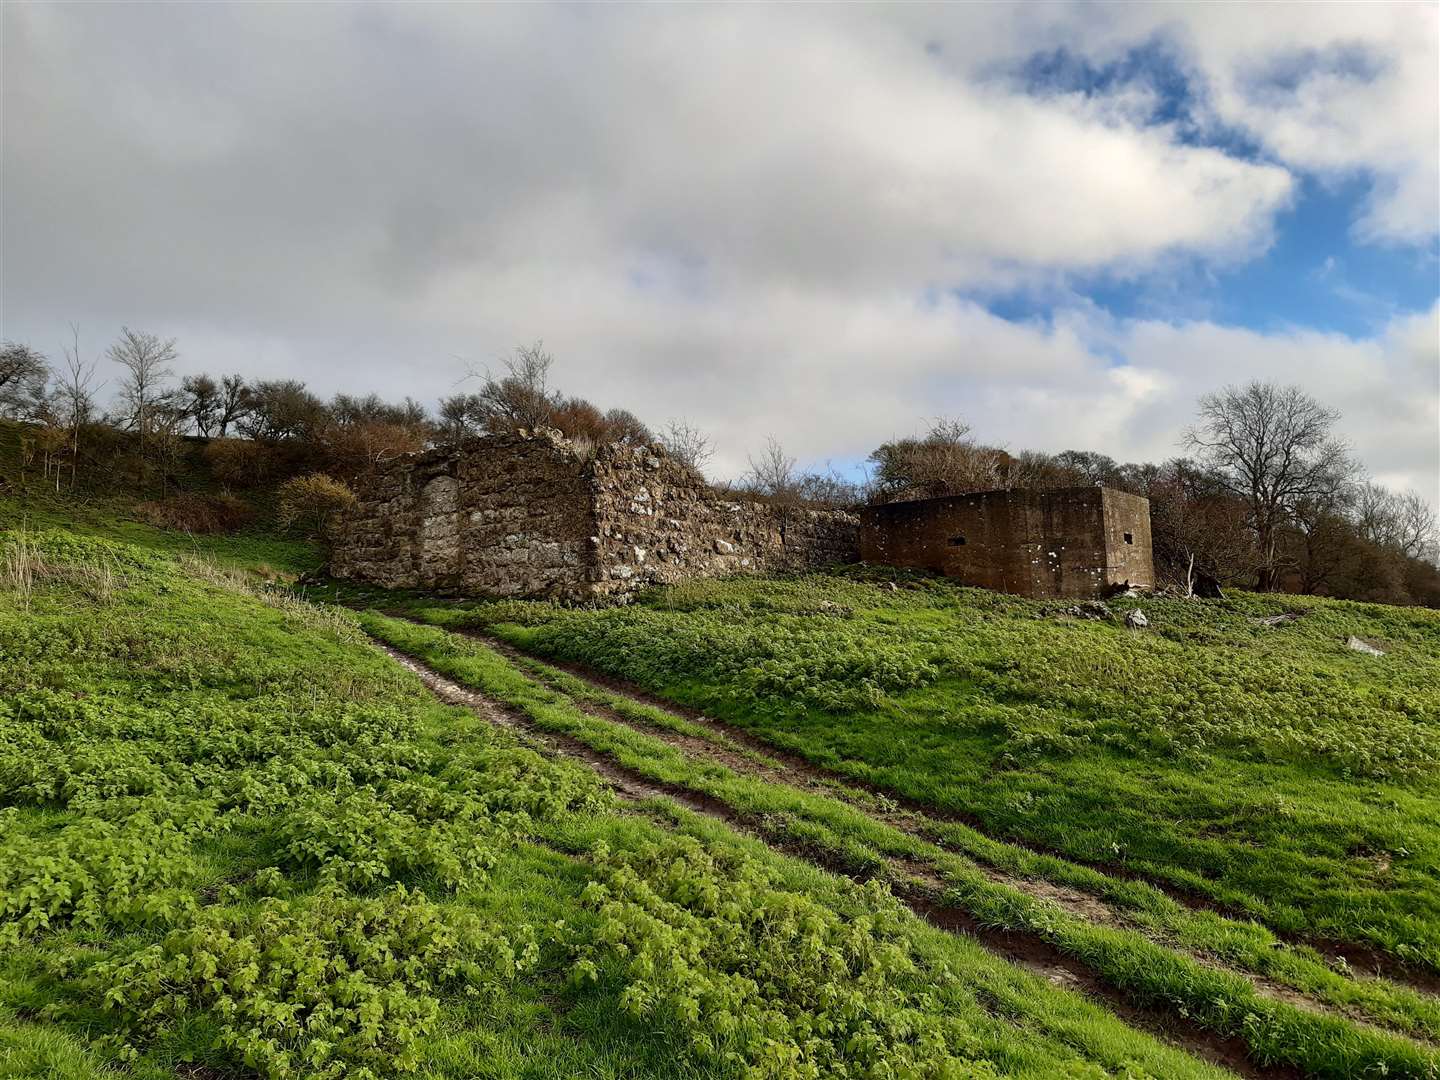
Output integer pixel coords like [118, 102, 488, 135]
[0, 418, 319, 576]
[495, 634, 1440, 1045]
[2, 530, 1248, 1079]
[359, 611, 1439, 1078]
[388, 567, 1440, 975]
[0, 491, 317, 576]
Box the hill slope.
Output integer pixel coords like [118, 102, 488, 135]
[4, 504, 1439, 1078]
[3, 530, 1265, 1079]
[0, 419, 318, 576]
[362, 569, 1440, 981]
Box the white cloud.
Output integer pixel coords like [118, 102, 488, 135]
[1028, 2, 1440, 245]
[1107, 304, 1440, 501]
[1, 3, 1434, 506]
[1188, 6, 1438, 245]
[2, 3, 1292, 322]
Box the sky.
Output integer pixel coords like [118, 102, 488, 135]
[3, 2, 1438, 500]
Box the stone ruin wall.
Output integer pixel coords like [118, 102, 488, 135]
[329, 432, 597, 599]
[330, 431, 861, 602]
[588, 443, 862, 598]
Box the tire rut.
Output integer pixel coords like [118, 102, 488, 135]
[369, 631, 1306, 1080]
[483, 637, 1433, 1043]
[451, 622, 1440, 998]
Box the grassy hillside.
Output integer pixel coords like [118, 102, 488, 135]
[3, 530, 1265, 1080]
[0, 419, 318, 576]
[5, 468, 1438, 1078]
[371, 567, 1440, 979]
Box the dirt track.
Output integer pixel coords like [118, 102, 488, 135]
[370, 632, 1315, 1080]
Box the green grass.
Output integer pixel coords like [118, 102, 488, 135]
[379, 567, 1440, 976]
[2, 529, 1246, 1079]
[492, 632, 1440, 1045]
[0, 492, 318, 577]
[0, 419, 318, 577]
[359, 611, 1440, 1079]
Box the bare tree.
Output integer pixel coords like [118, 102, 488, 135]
[796, 464, 866, 507]
[1356, 482, 1438, 561]
[31, 406, 69, 492]
[466, 342, 562, 434]
[181, 374, 222, 437]
[1147, 458, 1252, 594]
[56, 325, 102, 491]
[657, 418, 715, 473]
[1288, 491, 1359, 595]
[109, 327, 179, 488]
[547, 397, 653, 449]
[744, 435, 799, 500]
[236, 379, 325, 441]
[601, 407, 652, 445]
[0, 342, 49, 418]
[868, 418, 1009, 502]
[1051, 450, 1121, 487]
[1394, 491, 1440, 563]
[436, 392, 483, 445]
[150, 398, 192, 490]
[1185, 382, 1355, 590]
[216, 374, 251, 437]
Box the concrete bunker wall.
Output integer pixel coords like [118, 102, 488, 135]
[1100, 488, 1154, 589]
[858, 487, 1153, 598]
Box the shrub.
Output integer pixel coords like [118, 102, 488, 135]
[204, 437, 283, 488]
[133, 493, 255, 534]
[277, 473, 357, 538]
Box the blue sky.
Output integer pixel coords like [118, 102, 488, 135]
[980, 39, 1439, 338]
[974, 173, 1439, 340]
[1210, 177, 1439, 336]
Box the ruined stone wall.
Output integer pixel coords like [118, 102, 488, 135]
[332, 433, 860, 602]
[328, 447, 439, 591]
[330, 431, 599, 600]
[587, 444, 860, 597]
[858, 487, 1153, 599]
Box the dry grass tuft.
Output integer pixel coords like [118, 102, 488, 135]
[2, 529, 129, 608]
[2, 529, 44, 609]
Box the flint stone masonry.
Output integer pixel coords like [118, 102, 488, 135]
[331, 430, 861, 601]
[859, 487, 1154, 599]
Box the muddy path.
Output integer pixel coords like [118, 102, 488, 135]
[440, 620, 1440, 998]
[369, 632, 1318, 1080]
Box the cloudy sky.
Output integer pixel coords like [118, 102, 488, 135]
[3, 3, 1438, 497]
